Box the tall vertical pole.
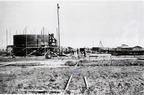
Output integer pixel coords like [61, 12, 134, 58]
[41, 30, 42, 46]
[43, 27, 45, 45]
[25, 26, 27, 57]
[9, 27, 11, 45]
[6, 29, 8, 51]
[57, 4, 61, 55]
[40, 30, 42, 55]
[56, 28, 58, 47]
[43, 27, 46, 55]
[48, 31, 49, 46]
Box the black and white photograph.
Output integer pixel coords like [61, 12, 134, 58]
[0, 0, 144, 94]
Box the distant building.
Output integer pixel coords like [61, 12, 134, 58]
[116, 44, 133, 51]
[108, 44, 144, 55]
[121, 44, 129, 48]
[133, 46, 143, 50]
[91, 47, 100, 53]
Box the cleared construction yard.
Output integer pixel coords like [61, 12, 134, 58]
[0, 56, 144, 95]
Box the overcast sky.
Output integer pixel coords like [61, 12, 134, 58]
[0, 0, 144, 49]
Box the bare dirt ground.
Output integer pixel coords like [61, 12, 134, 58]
[0, 56, 144, 95]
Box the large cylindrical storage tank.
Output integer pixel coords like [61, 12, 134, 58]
[13, 34, 49, 56]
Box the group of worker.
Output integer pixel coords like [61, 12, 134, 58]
[45, 48, 87, 59]
[77, 48, 87, 58]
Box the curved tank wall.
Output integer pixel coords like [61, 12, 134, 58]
[13, 35, 49, 47]
[13, 34, 50, 56]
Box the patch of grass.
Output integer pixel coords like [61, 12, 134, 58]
[75, 60, 144, 66]
[0, 73, 16, 94]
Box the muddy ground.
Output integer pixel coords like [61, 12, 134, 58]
[0, 56, 144, 95]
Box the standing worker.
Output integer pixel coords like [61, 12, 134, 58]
[84, 48, 86, 57]
[77, 48, 80, 59]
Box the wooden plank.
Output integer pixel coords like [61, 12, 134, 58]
[65, 75, 73, 90]
[83, 76, 88, 89]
